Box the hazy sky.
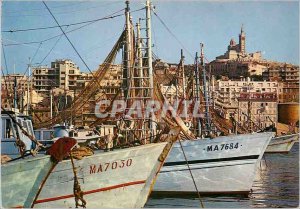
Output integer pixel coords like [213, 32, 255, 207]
[1, 0, 299, 74]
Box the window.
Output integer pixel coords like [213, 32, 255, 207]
[3, 118, 15, 139]
[69, 70, 74, 74]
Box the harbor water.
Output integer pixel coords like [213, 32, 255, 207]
[146, 143, 299, 208]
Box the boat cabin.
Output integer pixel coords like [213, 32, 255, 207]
[1, 110, 35, 157]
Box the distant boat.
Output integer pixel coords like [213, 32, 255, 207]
[265, 133, 299, 153]
[153, 132, 274, 195]
[34, 124, 114, 147]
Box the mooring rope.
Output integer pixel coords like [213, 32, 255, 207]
[178, 139, 205, 208]
[70, 152, 87, 208]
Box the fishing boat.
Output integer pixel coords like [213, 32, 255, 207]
[1, 1, 178, 208]
[152, 44, 274, 196]
[1, 109, 176, 208]
[33, 142, 170, 208]
[153, 132, 273, 195]
[265, 133, 299, 153]
[52, 124, 101, 144]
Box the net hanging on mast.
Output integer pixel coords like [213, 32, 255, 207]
[36, 31, 126, 129]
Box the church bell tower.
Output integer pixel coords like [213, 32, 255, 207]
[239, 24, 246, 54]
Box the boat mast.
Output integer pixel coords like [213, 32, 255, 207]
[26, 57, 31, 115]
[146, 0, 156, 139]
[200, 43, 211, 136]
[50, 89, 53, 119]
[123, 0, 132, 99]
[194, 52, 201, 137]
[13, 76, 17, 112]
[136, 19, 143, 90]
[181, 49, 186, 99]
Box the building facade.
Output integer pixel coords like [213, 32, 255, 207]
[32, 59, 80, 95]
[1, 74, 29, 109]
[262, 63, 299, 103]
[213, 77, 278, 131]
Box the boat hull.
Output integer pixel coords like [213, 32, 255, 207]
[33, 142, 168, 208]
[153, 132, 273, 195]
[266, 134, 299, 153]
[1, 156, 52, 208]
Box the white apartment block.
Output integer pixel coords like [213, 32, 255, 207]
[213, 77, 278, 131]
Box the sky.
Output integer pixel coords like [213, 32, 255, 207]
[1, 0, 299, 75]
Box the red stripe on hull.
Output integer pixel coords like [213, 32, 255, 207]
[34, 180, 146, 204]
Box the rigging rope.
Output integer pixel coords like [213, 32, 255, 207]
[3, 9, 125, 33]
[43, 2, 96, 83]
[14, 42, 43, 91]
[152, 10, 193, 59]
[3, 9, 126, 47]
[2, 44, 9, 75]
[178, 139, 205, 208]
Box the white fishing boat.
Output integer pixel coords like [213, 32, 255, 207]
[152, 44, 274, 195]
[265, 133, 299, 153]
[1, 110, 173, 208]
[33, 142, 168, 208]
[2, 1, 178, 208]
[153, 132, 274, 195]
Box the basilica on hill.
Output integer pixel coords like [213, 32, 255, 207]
[215, 25, 262, 61]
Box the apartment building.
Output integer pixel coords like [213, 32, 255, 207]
[262, 63, 299, 82]
[237, 92, 277, 131]
[1, 74, 44, 111]
[213, 77, 278, 130]
[32, 59, 80, 95]
[1, 74, 29, 109]
[278, 82, 299, 103]
[1, 74, 29, 92]
[262, 63, 299, 103]
[33, 66, 59, 95]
